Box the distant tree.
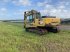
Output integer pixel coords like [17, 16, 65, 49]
[2, 20, 10, 22]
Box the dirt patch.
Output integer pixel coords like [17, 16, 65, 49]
[60, 25, 70, 30]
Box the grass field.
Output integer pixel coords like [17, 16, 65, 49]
[0, 22, 70, 52]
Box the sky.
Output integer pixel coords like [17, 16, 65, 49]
[0, 0, 70, 20]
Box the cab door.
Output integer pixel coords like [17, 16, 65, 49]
[26, 15, 35, 27]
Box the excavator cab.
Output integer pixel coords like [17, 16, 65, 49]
[24, 10, 42, 28]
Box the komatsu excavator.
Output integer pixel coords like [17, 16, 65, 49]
[24, 10, 60, 35]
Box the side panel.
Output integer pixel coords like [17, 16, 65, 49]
[42, 18, 60, 26]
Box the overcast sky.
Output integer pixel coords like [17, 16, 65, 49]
[0, 0, 70, 20]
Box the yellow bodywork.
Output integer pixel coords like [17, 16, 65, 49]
[24, 10, 60, 28]
[25, 18, 60, 28]
[24, 10, 61, 34]
[42, 18, 60, 26]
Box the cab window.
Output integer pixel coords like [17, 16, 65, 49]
[27, 15, 34, 22]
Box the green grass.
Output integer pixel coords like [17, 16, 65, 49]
[0, 22, 70, 52]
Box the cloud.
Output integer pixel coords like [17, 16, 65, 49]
[0, 0, 12, 6]
[37, 2, 45, 7]
[0, 0, 31, 6]
[13, 10, 23, 15]
[38, 0, 70, 18]
[13, 9, 29, 15]
[2, 0, 10, 2]
[0, 8, 7, 15]
[37, 0, 51, 7]
[58, 5, 65, 9]
[0, 8, 8, 17]
[58, 1, 70, 5]
[40, 5, 70, 18]
[12, 0, 31, 6]
[0, 8, 7, 11]
[0, 0, 11, 4]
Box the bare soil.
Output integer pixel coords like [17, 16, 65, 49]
[60, 25, 70, 30]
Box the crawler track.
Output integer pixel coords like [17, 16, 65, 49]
[25, 28, 48, 35]
[25, 26, 60, 35]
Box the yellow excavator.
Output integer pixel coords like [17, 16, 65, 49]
[24, 10, 60, 35]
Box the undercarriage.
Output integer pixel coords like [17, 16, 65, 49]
[25, 26, 59, 35]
